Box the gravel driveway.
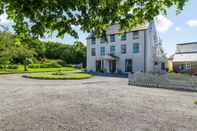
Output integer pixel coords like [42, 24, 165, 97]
[0, 74, 197, 131]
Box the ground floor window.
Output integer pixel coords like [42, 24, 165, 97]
[125, 59, 132, 72]
[179, 63, 191, 71]
[161, 62, 165, 70]
[186, 63, 191, 70]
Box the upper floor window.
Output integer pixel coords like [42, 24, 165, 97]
[110, 46, 116, 54]
[133, 43, 140, 53]
[121, 32, 127, 41]
[91, 38, 96, 45]
[133, 31, 139, 40]
[100, 37, 107, 44]
[110, 34, 116, 42]
[121, 45, 127, 54]
[100, 47, 105, 56]
[91, 48, 96, 56]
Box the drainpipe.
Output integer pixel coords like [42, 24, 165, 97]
[144, 30, 147, 73]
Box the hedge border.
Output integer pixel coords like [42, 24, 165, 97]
[22, 74, 93, 80]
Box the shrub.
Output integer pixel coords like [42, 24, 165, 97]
[7, 65, 19, 69]
[0, 65, 4, 69]
[51, 72, 65, 75]
[29, 63, 62, 68]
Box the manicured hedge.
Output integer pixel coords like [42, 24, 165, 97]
[28, 63, 62, 68]
[0, 65, 19, 69]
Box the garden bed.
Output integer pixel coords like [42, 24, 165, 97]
[23, 72, 93, 80]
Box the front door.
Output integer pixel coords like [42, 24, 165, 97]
[125, 59, 132, 72]
[109, 60, 116, 73]
[96, 60, 101, 72]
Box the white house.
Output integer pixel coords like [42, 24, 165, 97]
[173, 42, 197, 74]
[86, 21, 166, 74]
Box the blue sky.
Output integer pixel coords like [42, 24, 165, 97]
[0, 0, 196, 57]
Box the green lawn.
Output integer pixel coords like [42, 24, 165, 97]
[0, 65, 76, 74]
[24, 72, 93, 80]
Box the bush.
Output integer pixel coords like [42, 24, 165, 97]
[52, 72, 65, 75]
[29, 63, 62, 68]
[7, 65, 19, 69]
[0, 65, 5, 69]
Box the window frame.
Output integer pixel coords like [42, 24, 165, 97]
[121, 44, 127, 54]
[110, 45, 116, 54]
[100, 47, 105, 56]
[110, 34, 116, 42]
[121, 32, 127, 41]
[133, 31, 139, 40]
[91, 48, 96, 56]
[133, 43, 140, 54]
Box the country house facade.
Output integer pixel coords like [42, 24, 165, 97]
[86, 22, 166, 74]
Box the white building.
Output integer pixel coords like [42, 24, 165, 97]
[86, 21, 166, 74]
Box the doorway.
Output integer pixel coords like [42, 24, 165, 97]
[109, 60, 116, 73]
[125, 59, 132, 72]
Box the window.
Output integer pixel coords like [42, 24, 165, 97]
[133, 43, 140, 53]
[121, 45, 127, 54]
[110, 34, 116, 42]
[110, 46, 116, 54]
[100, 37, 107, 44]
[133, 31, 139, 39]
[91, 48, 96, 56]
[100, 47, 105, 56]
[186, 63, 191, 70]
[91, 38, 96, 45]
[121, 32, 127, 41]
[179, 64, 185, 70]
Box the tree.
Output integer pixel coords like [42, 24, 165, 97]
[13, 44, 37, 71]
[0, 32, 15, 69]
[0, 0, 187, 38]
[72, 41, 86, 66]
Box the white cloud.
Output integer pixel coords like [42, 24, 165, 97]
[155, 15, 173, 33]
[175, 27, 181, 32]
[187, 20, 197, 27]
[0, 14, 13, 31]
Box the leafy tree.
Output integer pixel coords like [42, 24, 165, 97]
[13, 44, 37, 71]
[0, 32, 15, 69]
[0, 0, 187, 38]
[72, 41, 86, 66]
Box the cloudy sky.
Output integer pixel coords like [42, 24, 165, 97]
[0, 0, 196, 57]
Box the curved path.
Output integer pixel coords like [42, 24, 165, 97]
[0, 74, 197, 131]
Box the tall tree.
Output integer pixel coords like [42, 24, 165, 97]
[0, 32, 15, 68]
[13, 44, 37, 71]
[0, 0, 187, 38]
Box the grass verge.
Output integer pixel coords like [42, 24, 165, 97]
[0, 65, 75, 74]
[23, 72, 93, 80]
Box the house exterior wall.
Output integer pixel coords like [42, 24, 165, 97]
[86, 22, 165, 73]
[173, 62, 197, 74]
[176, 42, 197, 53]
[172, 42, 197, 74]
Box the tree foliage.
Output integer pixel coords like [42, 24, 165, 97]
[0, 0, 187, 38]
[0, 32, 86, 67]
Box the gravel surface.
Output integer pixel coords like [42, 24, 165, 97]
[0, 74, 197, 131]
